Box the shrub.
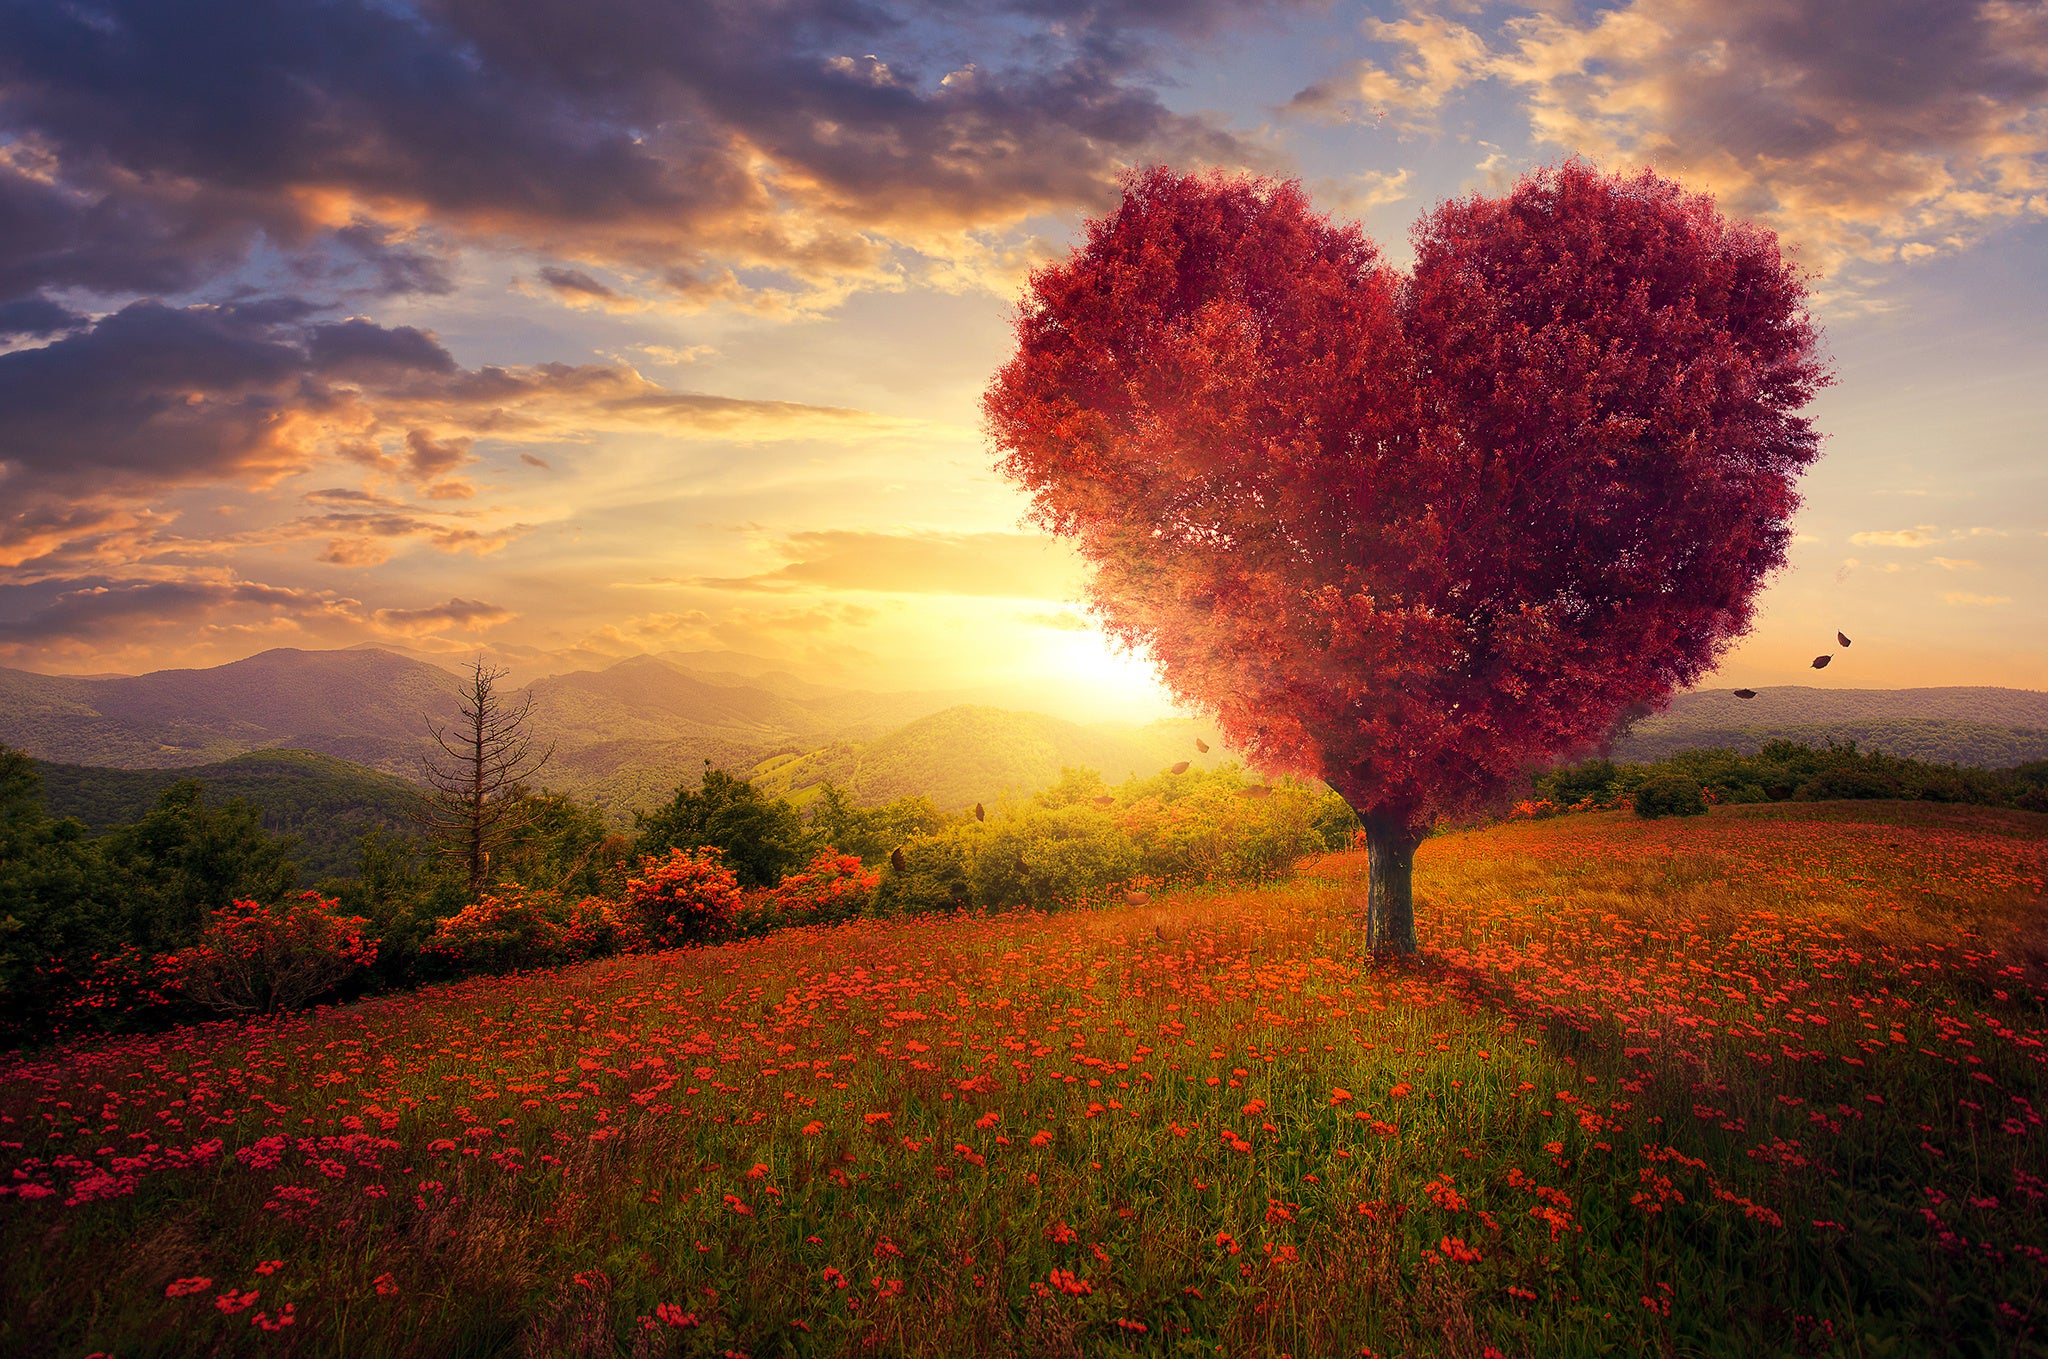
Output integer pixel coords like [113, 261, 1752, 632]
[1539, 758, 1618, 809]
[420, 886, 568, 973]
[737, 850, 877, 935]
[625, 848, 743, 945]
[561, 895, 645, 957]
[29, 945, 183, 1036]
[166, 893, 377, 1014]
[1796, 765, 1904, 801]
[1632, 774, 1708, 819]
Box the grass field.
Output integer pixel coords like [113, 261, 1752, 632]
[4, 801, 2044, 1358]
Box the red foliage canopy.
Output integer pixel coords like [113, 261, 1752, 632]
[986, 161, 1829, 832]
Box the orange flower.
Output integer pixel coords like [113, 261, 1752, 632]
[1048, 1267, 1093, 1296]
[251, 1303, 296, 1331]
[1330, 1088, 1353, 1105]
[1440, 1236, 1483, 1264]
[165, 1278, 212, 1299]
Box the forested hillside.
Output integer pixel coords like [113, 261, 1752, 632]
[0, 650, 465, 773]
[32, 750, 426, 881]
[1611, 686, 2048, 764]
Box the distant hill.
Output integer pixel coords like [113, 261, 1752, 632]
[0, 648, 1171, 820]
[0, 648, 466, 775]
[748, 704, 1227, 811]
[30, 749, 426, 881]
[0, 647, 981, 795]
[6, 654, 2043, 830]
[1611, 687, 2048, 766]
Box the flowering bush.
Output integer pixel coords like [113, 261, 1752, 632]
[561, 894, 646, 957]
[736, 850, 878, 934]
[421, 886, 649, 972]
[29, 945, 182, 1035]
[419, 886, 567, 973]
[165, 893, 377, 1014]
[625, 847, 743, 946]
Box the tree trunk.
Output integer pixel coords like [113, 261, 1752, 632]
[1362, 809, 1422, 956]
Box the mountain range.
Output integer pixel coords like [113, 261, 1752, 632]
[3, 650, 2043, 821]
[0, 648, 1230, 818]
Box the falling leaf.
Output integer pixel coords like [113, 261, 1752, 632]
[890, 847, 906, 874]
[1093, 795, 1116, 808]
[1837, 631, 1852, 648]
[1812, 655, 1831, 669]
[1733, 689, 1756, 699]
[974, 802, 985, 822]
[1170, 761, 1190, 774]
[1239, 785, 1270, 799]
[1195, 738, 1210, 753]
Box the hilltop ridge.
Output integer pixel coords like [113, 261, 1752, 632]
[3, 650, 2043, 815]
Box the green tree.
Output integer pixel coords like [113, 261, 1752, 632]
[100, 781, 300, 950]
[0, 747, 125, 1024]
[635, 765, 807, 889]
[806, 782, 949, 865]
[0, 745, 38, 855]
[495, 790, 629, 898]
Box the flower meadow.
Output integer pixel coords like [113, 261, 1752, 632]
[3, 801, 2043, 1358]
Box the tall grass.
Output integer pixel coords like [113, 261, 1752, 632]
[3, 801, 2043, 1357]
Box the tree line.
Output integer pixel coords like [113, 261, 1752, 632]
[1531, 740, 2048, 818]
[0, 730, 1356, 1043]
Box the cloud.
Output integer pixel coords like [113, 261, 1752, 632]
[0, 0, 1282, 313]
[536, 266, 635, 311]
[691, 530, 1088, 598]
[1019, 608, 1092, 631]
[0, 295, 87, 339]
[0, 577, 363, 658]
[371, 596, 517, 637]
[1289, 12, 1491, 119]
[586, 610, 716, 651]
[1941, 592, 2012, 606]
[1930, 556, 1979, 570]
[1297, 0, 2048, 272]
[1316, 168, 1415, 217]
[302, 486, 411, 510]
[1849, 526, 1941, 547]
[0, 301, 898, 566]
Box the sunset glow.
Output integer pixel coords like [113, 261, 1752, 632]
[0, 0, 2042, 708]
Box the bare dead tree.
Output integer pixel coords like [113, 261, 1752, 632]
[417, 658, 554, 896]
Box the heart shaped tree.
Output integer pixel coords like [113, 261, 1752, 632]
[985, 160, 1830, 954]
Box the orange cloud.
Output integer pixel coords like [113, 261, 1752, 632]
[691, 530, 1088, 599]
[1296, 0, 2048, 275]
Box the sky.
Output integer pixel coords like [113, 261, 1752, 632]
[0, 0, 2043, 720]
